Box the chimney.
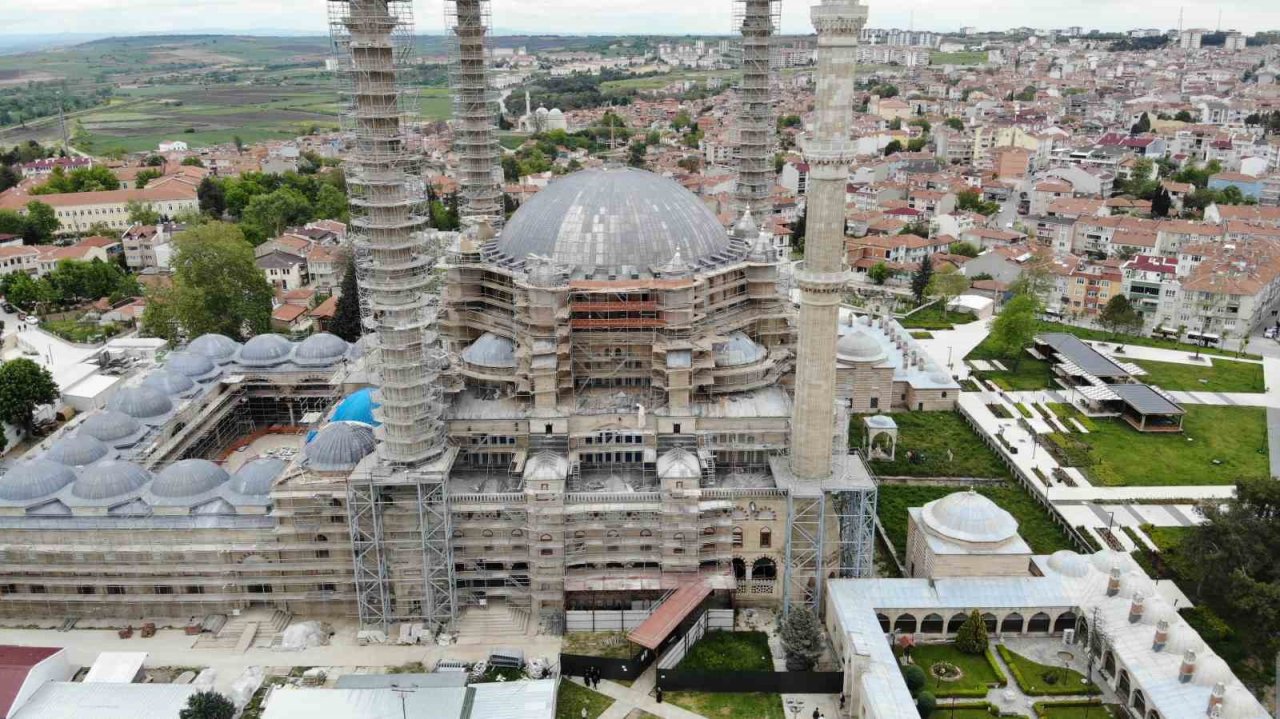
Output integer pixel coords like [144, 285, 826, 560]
[1106, 566, 1121, 596]
[1152, 619, 1169, 651]
[1207, 682, 1225, 714]
[1128, 592, 1144, 623]
[1179, 649, 1197, 683]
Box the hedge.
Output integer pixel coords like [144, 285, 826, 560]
[997, 645, 1101, 696]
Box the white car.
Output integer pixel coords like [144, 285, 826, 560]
[1266, 327, 1277, 340]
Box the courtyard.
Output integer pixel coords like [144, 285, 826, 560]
[1130, 358, 1264, 394]
[665, 631, 784, 719]
[851, 411, 1012, 479]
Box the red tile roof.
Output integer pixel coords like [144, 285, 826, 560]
[0, 646, 61, 716]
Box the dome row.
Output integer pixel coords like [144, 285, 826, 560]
[0, 458, 284, 503]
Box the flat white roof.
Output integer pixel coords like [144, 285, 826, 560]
[262, 686, 471, 719]
[470, 679, 557, 719]
[12, 682, 194, 719]
[82, 652, 146, 684]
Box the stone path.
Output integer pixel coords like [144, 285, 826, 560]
[983, 641, 1106, 716]
[577, 673, 704, 719]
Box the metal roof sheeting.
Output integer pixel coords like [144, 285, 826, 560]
[627, 579, 712, 649]
[1037, 333, 1132, 378]
[1107, 383, 1186, 416]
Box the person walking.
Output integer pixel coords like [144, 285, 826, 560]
[814, 707, 821, 719]
[655, 686, 664, 704]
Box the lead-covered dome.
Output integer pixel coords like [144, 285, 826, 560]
[1046, 550, 1092, 578]
[238, 334, 293, 367]
[151, 459, 230, 497]
[143, 370, 196, 396]
[493, 168, 735, 277]
[305, 422, 377, 472]
[165, 351, 218, 380]
[188, 334, 240, 364]
[920, 490, 1018, 544]
[72, 460, 151, 500]
[108, 386, 173, 419]
[294, 332, 350, 367]
[43, 433, 110, 467]
[837, 329, 887, 364]
[79, 411, 142, 444]
[0, 460, 77, 500]
[230, 458, 288, 495]
[461, 332, 516, 369]
[714, 332, 767, 367]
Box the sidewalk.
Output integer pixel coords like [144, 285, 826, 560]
[577, 673, 704, 719]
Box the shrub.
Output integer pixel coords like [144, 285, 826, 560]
[780, 607, 825, 671]
[917, 691, 937, 719]
[903, 664, 927, 695]
[954, 610, 988, 655]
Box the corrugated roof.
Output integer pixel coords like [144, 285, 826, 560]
[1107, 383, 1186, 416]
[627, 579, 711, 650]
[1037, 333, 1132, 379]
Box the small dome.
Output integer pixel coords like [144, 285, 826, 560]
[921, 490, 1019, 544]
[524, 452, 569, 481]
[230, 459, 288, 495]
[1193, 653, 1233, 688]
[0, 460, 77, 501]
[43, 433, 110, 467]
[238, 334, 293, 367]
[1089, 549, 1136, 574]
[108, 386, 173, 419]
[461, 332, 517, 369]
[1047, 550, 1092, 578]
[151, 459, 230, 497]
[305, 422, 377, 472]
[332, 388, 381, 427]
[928, 369, 952, 384]
[72, 460, 151, 500]
[79, 411, 142, 444]
[864, 414, 897, 429]
[837, 329, 887, 363]
[294, 332, 350, 367]
[165, 351, 218, 380]
[143, 370, 196, 396]
[1220, 687, 1260, 719]
[188, 334, 241, 364]
[714, 332, 767, 368]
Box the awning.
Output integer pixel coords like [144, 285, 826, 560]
[626, 579, 712, 650]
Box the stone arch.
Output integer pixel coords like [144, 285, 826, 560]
[921, 613, 944, 633]
[752, 556, 776, 580]
[1103, 651, 1116, 677]
[1132, 689, 1147, 715]
[482, 529, 493, 537]
[640, 528, 653, 537]
[1027, 611, 1052, 633]
[759, 527, 772, 548]
[731, 526, 743, 547]
[1117, 668, 1132, 698]
[539, 533, 553, 542]
[732, 557, 746, 580]
[947, 612, 968, 633]
[982, 612, 998, 633]
[894, 613, 918, 634]
[1002, 612, 1025, 634]
[877, 613, 891, 633]
[606, 529, 620, 538]
[1054, 611, 1077, 634]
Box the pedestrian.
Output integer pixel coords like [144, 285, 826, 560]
[655, 686, 664, 704]
[840, 694, 846, 710]
[580, 707, 587, 719]
[813, 707, 821, 719]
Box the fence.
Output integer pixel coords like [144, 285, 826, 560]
[656, 609, 734, 670]
[560, 648, 654, 682]
[656, 669, 844, 693]
[565, 609, 653, 633]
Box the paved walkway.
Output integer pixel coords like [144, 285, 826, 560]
[914, 318, 992, 378]
[578, 673, 704, 719]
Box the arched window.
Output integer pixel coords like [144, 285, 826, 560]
[703, 526, 715, 535]
[1002, 612, 1025, 634]
[982, 613, 998, 633]
[1027, 611, 1052, 633]
[1053, 611, 1077, 634]
[877, 613, 891, 632]
[732, 527, 743, 548]
[759, 527, 772, 548]
[894, 613, 917, 634]
[732, 557, 746, 580]
[947, 613, 968, 634]
[752, 557, 776, 580]
[606, 530, 620, 538]
[921, 613, 944, 633]
[639, 529, 652, 537]
[511, 529, 523, 537]
[451, 529, 464, 538]
[573, 530, 585, 539]
[539, 534, 553, 542]
[482, 529, 493, 538]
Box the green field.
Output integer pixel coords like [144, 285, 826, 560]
[931, 51, 989, 66]
[556, 681, 614, 719]
[901, 305, 976, 330]
[907, 643, 1006, 698]
[1046, 405, 1269, 486]
[1035, 322, 1259, 361]
[1132, 358, 1265, 393]
[851, 412, 1012, 479]
[667, 631, 783, 719]
[876, 483, 1074, 558]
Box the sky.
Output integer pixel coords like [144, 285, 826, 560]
[2, 0, 1277, 37]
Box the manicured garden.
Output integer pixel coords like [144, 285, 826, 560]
[556, 680, 614, 719]
[851, 411, 1012, 479]
[876, 483, 1074, 558]
[1131, 358, 1264, 394]
[666, 631, 784, 719]
[1034, 701, 1122, 719]
[907, 643, 1007, 698]
[997, 646, 1099, 696]
[42, 318, 123, 344]
[901, 304, 976, 330]
[1045, 406, 1269, 486]
[965, 332, 1056, 391]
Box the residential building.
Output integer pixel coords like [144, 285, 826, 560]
[0, 186, 198, 236]
[257, 250, 309, 291]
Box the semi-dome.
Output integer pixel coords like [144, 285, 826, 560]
[714, 332, 767, 367]
[230, 459, 288, 495]
[332, 388, 381, 427]
[305, 422, 377, 472]
[151, 459, 230, 497]
[920, 490, 1018, 544]
[0, 460, 77, 501]
[43, 433, 110, 467]
[238, 334, 293, 367]
[188, 334, 240, 364]
[72, 460, 151, 500]
[1046, 550, 1092, 578]
[108, 386, 173, 419]
[165, 351, 218, 380]
[836, 329, 887, 364]
[79, 411, 142, 444]
[461, 332, 516, 369]
[493, 168, 736, 277]
[142, 370, 196, 396]
[294, 332, 350, 367]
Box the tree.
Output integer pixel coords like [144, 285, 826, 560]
[1174, 110, 1194, 123]
[126, 200, 161, 226]
[232, 135, 245, 155]
[916, 691, 937, 719]
[910, 257, 934, 306]
[0, 272, 54, 311]
[954, 610, 989, 655]
[329, 256, 363, 343]
[868, 261, 890, 285]
[956, 190, 1000, 216]
[902, 665, 927, 695]
[927, 265, 970, 318]
[944, 117, 965, 131]
[240, 187, 311, 245]
[949, 241, 980, 258]
[197, 177, 226, 218]
[181, 156, 205, 168]
[1151, 187, 1172, 218]
[779, 606, 825, 671]
[626, 141, 647, 168]
[1098, 294, 1142, 338]
[179, 691, 235, 719]
[988, 294, 1039, 369]
[30, 165, 119, 195]
[883, 140, 903, 157]
[314, 183, 349, 223]
[1131, 111, 1152, 135]
[22, 201, 59, 242]
[0, 359, 59, 436]
[134, 168, 163, 189]
[888, 117, 903, 131]
[791, 208, 806, 255]
[142, 222, 273, 341]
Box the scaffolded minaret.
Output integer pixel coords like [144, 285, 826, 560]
[790, 0, 867, 481]
[447, 0, 504, 228]
[733, 0, 780, 217]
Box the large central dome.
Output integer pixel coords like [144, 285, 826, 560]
[492, 168, 736, 277]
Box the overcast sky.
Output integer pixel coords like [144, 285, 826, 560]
[1, 0, 1275, 36]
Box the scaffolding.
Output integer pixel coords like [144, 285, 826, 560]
[446, 0, 504, 229]
[732, 0, 780, 217]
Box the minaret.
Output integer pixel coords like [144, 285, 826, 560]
[447, 0, 504, 228]
[733, 0, 779, 217]
[790, 0, 867, 481]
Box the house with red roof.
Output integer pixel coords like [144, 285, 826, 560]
[0, 646, 71, 718]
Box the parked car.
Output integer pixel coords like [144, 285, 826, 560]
[1, 302, 14, 313]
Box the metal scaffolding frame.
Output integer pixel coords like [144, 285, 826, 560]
[446, 0, 504, 229]
[732, 0, 781, 217]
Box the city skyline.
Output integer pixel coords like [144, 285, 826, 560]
[0, 0, 1275, 37]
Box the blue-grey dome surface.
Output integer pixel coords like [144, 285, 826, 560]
[165, 351, 218, 380]
[108, 386, 173, 419]
[493, 168, 734, 276]
[294, 332, 350, 367]
[72, 460, 152, 500]
[305, 422, 377, 472]
[43, 433, 110, 467]
[238, 334, 293, 367]
[714, 332, 767, 368]
[230, 458, 288, 495]
[79, 411, 143, 444]
[151, 459, 231, 497]
[188, 334, 241, 364]
[461, 332, 516, 369]
[0, 460, 77, 500]
[143, 370, 196, 396]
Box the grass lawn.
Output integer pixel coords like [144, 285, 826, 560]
[908, 643, 1006, 697]
[997, 646, 1099, 696]
[41, 319, 121, 344]
[932, 707, 1000, 719]
[1131, 358, 1264, 393]
[965, 334, 1055, 390]
[556, 681, 614, 719]
[677, 631, 773, 672]
[901, 305, 976, 330]
[1142, 524, 1190, 552]
[561, 632, 637, 659]
[665, 691, 785, 719]
[1035, 703, 1122, 719]
[931, 50, 989, 65]
[877, 483, 1073, 558]
[911, 331, 935, 340]
[850, 412, 1012, 479]
[1046, 406, 1269, 486]
[1035, 322, 1259, 361]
